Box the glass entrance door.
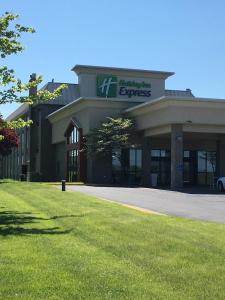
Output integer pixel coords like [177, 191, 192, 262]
[197, 151, 216, 185]
[112, 148, 142, 185]
[183, 150, 217, 186]
[183, 150, 195, 185]
[151, 149, 171, 186]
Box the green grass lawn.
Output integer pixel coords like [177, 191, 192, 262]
[1, 181, 225, 299]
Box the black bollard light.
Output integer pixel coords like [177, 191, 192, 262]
[61, 180, 66, 191]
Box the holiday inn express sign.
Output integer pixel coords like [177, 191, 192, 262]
[96, 74, 152, 98]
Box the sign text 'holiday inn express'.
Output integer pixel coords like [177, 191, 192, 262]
[96, 74, 152, 98]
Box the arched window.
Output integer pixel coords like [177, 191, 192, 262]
[64, 119, 86, 182]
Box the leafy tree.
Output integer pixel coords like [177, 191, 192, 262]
[0, 115, 18, 155]
[84, 117, 135, 158]
[0, 12, 67, 140]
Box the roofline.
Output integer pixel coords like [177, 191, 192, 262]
[72, 64, 174, 79]
[125, 96, 225, 113]
[47, 98, 83, 119]
[44, 82, 78, 85]
[6, 104, 29, 121]
[6, 81, 79, 120]
[64, 118, 82, 137]
[47, 96, 144, 120]
[39, 82, 78, 91]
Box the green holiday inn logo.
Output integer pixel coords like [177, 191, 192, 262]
[96, 75, 117, 98]
[96, 74, 152, 98]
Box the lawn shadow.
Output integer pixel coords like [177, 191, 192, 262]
[0, 226, 72, 236]
[0, 210, 82, 237]
[0, 180, 14, 184]
[50, 214, 87, 220]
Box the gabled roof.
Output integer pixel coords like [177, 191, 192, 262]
[6, 82, 79, 121]
[6, 104, 29, 121]
[40, 82, 79, 105]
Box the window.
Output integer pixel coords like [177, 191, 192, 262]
[183, 150, 195, 185]
[129, 149, 142, 184]
[151, 150, 161, 157]
[197, 151, 216, 185]
[112, 148, 142, 185]
[67, 149, 79, 182]
[66, 123, 83, 182]
[151, 149, 170, 158]
[151, 149, 171, 186]
[184, 150, 190, 158]
[112, 150, 121, 171]
[68, 127, 79, 144]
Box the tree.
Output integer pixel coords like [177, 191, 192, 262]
[0, 115, 18, 155]
[84, 117, 135, 159]
[0, 12, 67, 140]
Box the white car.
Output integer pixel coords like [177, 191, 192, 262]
[217, 177, 225, 192]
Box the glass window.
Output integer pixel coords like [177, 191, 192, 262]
[112, 150, 121, 171]
[184, 151, 190, 158]
[112, 148, 142, 185]
[198, 151, 206, 172]
[161, 150, 166, 157]
[151, 160, 160, 174]
[151, 149, 170, 158]
[206, 152, 216, 173]
[68, 127, 79, 144]
[151, 150, 160, 157]
[162, 150, 170, 157]
[67, 149, 79, 182]
[197, 151, 216, 185]
[136, 149, 142, 169]
[129, 149, 142, 185]
[150, 149, 171, 186]
[129, 149, 136, 172]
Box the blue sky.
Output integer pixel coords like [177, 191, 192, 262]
[1, 0, 225, 117]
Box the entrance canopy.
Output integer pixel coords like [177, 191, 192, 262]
[126, 96, 225, 136]
[126, 96, 225, 189]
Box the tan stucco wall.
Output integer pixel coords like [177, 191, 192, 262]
[49, 99, 140, 144]
[51, 110, 90, 144]
[128, 99, 225, 135]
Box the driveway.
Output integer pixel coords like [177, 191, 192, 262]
[66, 185, 225, 224]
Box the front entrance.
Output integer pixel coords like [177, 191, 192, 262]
[151, 149, 170, 186]
[150, 149, 217, 187]
[112, 148, 142, 185]
[183, 150, 217, 186]
[183, 150, 196, 185]
[111, 147, 217, 187]
[197, 151, 216, 186]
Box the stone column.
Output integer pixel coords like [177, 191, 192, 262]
[142, 137, 151, 187]
[216, 139, 225, 177]
[171, 124, 183, 189]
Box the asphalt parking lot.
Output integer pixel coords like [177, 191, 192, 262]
[67, 185, 225, 224]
